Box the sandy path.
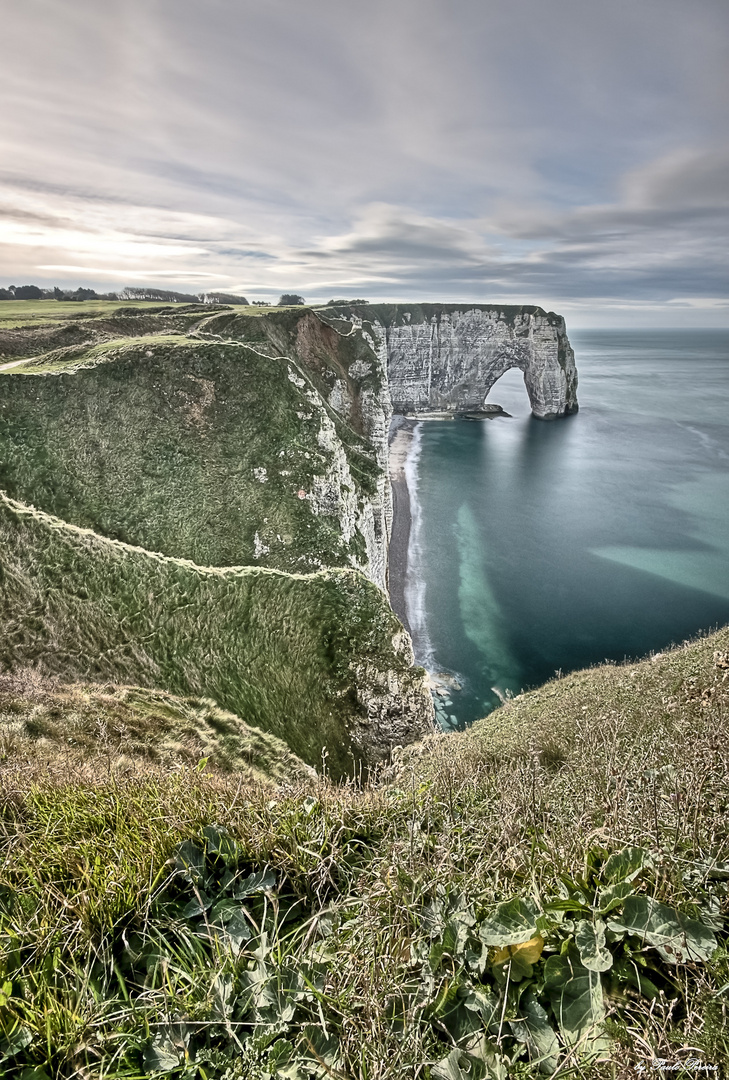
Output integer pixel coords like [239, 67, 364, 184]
[0, 357, 33, 372]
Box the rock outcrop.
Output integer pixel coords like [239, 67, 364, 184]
[321, 304, 578, 421]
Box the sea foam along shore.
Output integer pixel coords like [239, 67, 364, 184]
[388, 416, 435, 671]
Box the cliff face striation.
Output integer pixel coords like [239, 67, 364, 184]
[320, 303, 578, 420]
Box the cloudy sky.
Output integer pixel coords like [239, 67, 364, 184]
[1, 0, 727, 325]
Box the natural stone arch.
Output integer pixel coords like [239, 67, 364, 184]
[379, 304, 578, 420]
[483, 361, 535, 411]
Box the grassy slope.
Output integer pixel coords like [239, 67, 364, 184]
[1, 628, 727, 1077]
[0, 668, 313, 785]
[197, 307, 389, 442]
[0, 492, 420, 778]
[0, 337, 378, 573]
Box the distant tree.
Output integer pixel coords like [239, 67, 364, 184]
[278, 294, 305, 306]
[52, 286, 98, 301]
[11, 285, 43, 300]
[252, 300, 269, 306]
[200, 292, 249, 305]
[327, 298, 369, 305]
[0, 288, 13, 300]
[120, 286, 199, 304]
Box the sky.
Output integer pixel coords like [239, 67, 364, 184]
[1, 0, 728, 326]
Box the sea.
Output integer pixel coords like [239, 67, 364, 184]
[402, 329, 729, 729]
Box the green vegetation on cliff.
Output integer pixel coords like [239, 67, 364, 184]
[0, 336, 378, 574]
[0, 300, 434, 780]
[0, 492, 422, 778]
[0, 299, 726, 1075]
[1, 628, 727, 1077]
[0, 669, 312, 785]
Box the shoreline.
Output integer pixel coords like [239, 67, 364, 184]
[387, 415, 417, 636]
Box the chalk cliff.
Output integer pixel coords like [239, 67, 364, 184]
[319, 303, 578, 421]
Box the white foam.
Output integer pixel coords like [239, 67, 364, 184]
[403, 423, 436, 670]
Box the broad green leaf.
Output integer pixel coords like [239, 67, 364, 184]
[445, 914, 475, 956]
[181, 891, 212, 918]
[544, 948, 609, 1053]
[173, 839, 206, 883]
[597, 881, 633, 914]
[214, 902, 253, 952]
[209, 972, 233, 1020]
[143, 1036, 180, 1073]
[509, 991, 560, 1075]
[202, 824, 238, 862]
[421, 899, 445, 937]
[611, 957, 662, 1000]
[426, 974, 464, 1020]
[436, 1043, 507, 1080]
[439, 999, 484, 1045]
[300, 1024, 341, 1075]
[575, 919, 613, 972]
[265, 1038, 307, 1080]
[429, 914, 476, 970]
[602, 847, 653, 885]
[463, 985, 501, 1032]
[19, 1069, 51, 1080]
[233, 868, 276, 899]
[432, 1049, 497, 1080]
[432, 1050, 472, 1080]
[239, 963, 278, 1013]
[0, 1024, 32, 1062]
[608, 895, 716, 964]
[479, 898, 539, 946]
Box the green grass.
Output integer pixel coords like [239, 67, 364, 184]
[0, 335, 184, 374]
[0, 628, 727, 1077]
[316, 302, 565, 329]
[0, 299, 158, 328]
[0, 337, 380, 573]
[0, 491, 429, 778]
[0, 668, 313, 785]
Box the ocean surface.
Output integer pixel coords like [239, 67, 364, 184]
[403, 329, 729, 729]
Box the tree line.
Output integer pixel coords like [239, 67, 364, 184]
[0, 285, 371, 306]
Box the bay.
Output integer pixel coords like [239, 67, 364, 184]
[404, 329, 729, 729]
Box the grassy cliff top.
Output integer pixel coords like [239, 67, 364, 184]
[1, 625, 727, 1076]
[316, 301, 566, 328]
[0, 333, 381, 573]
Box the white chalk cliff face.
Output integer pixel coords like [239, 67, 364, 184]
[377, 305, 578, 420]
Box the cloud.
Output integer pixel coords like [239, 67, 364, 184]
[0, 0, 727, 320]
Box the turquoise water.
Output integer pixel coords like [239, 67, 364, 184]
[405, 329, 729, 729]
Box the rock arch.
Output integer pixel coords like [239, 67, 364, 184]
[382, 304, 578, 420]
